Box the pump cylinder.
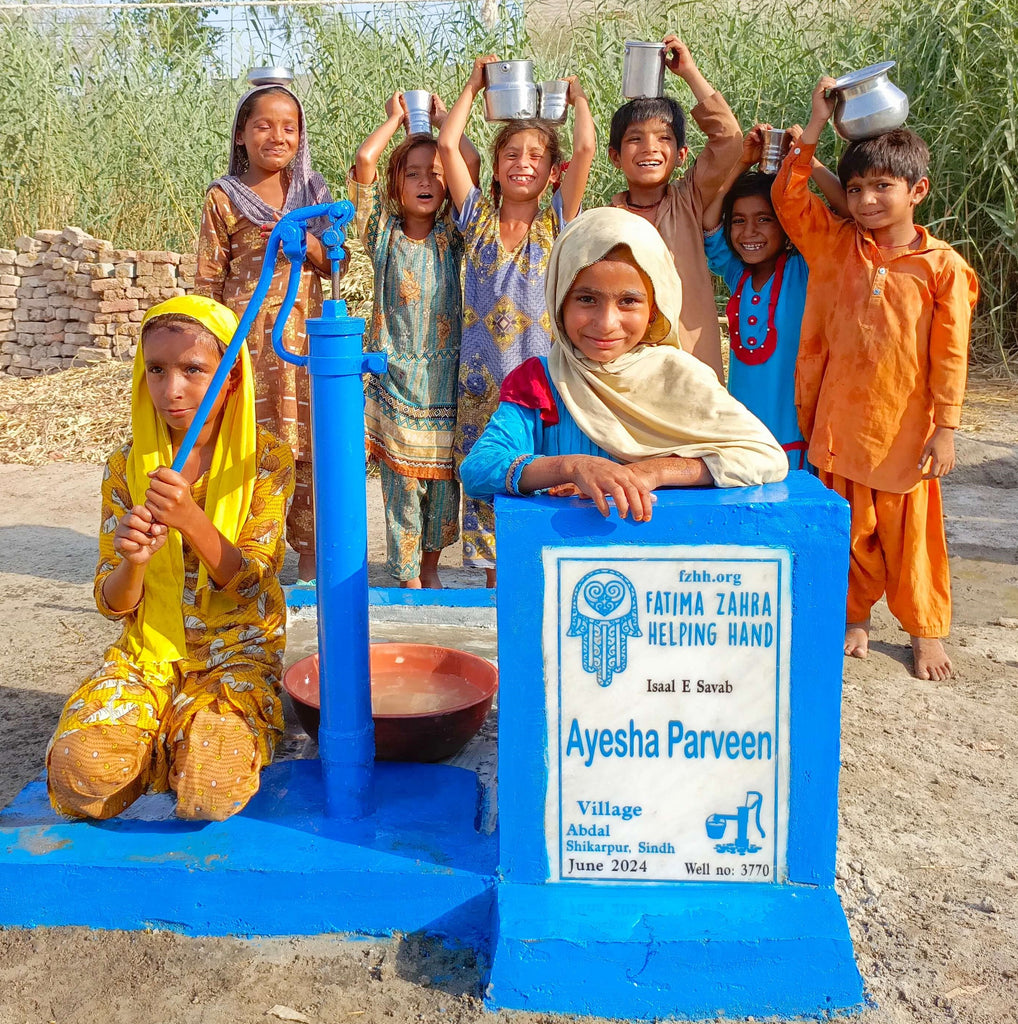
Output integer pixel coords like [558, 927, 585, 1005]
[307, 299, 376, 820]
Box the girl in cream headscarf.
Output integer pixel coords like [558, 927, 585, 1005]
[459, 207, 787, 520]
[46, 297, 295, 822]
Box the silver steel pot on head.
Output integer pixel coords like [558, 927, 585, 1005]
[483, 60, 539, 121]
[247, 65, 294, 87]
[830, 61, 909, 140]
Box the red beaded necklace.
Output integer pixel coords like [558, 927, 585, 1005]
[726, 253, 787, 366]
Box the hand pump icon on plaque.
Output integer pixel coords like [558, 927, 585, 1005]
[706, 791, 766, 855]
[568, 569, 641, 687]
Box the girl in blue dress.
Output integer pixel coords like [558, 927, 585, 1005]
[702, 124, 846, 470]
[459, 208, 786, 516]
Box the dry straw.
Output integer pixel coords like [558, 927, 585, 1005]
[0, 360, 131, 464]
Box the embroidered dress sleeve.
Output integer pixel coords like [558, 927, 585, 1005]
[452, 185, 484, 239]
[929, 256, 978, 429]
[194, 188, 231, 304]
[459, 400, 544, 500]
[703, 225, 746, 291]
[350, 175, 386, 257]
[442, 212, 465, 262]
[93, 445, 138, 620]
[208, 433, 296, 602]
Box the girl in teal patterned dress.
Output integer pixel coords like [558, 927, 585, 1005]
[352, 92, 480, 587]
[438, 55, 596, 585]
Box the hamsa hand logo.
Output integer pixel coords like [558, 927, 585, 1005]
[568, 569, 641, 686]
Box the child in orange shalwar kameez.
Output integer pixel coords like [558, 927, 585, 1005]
[772, 79, 978, 681]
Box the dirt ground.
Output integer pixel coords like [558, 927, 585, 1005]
[0, 380, 1016, 1024]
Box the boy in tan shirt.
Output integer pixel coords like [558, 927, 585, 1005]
[608, 33, 743, 380]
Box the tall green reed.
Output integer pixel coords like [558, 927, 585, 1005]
[0, 0, 1013, 363]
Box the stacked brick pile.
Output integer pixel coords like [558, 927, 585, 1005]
[0, 227, 197, 377]
[0, 248, 16, 353]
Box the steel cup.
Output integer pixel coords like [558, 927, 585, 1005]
[758, 127, 787, 174]
[622, 41, 664, 99]
[537, 79, 569, 124]
[402, 90, 433, 136]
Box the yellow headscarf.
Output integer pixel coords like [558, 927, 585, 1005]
[545, 207, 787, 487]
[125, 295, 258, 666]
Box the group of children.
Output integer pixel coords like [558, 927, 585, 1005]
[45, 38, 978, 822]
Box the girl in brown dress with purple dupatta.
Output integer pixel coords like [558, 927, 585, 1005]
[196, 74, 338, 584]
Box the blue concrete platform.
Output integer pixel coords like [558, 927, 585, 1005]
[0, 760, 497, 943]
[488, 880, 865, 1020]
[286, 584, 497, 611]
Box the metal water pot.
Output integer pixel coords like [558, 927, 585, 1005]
[621, 41, 664, 99]
[830, 61, 909, 140]
[247, 66, 293, 88]
[483, 60, 539, 121]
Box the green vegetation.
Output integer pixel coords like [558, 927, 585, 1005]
[0, 0, 1014, 363]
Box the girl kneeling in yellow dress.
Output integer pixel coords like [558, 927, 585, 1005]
[47, 295, 294, 821]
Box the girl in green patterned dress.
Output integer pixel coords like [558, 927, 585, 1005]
[351, 92, 479, 587]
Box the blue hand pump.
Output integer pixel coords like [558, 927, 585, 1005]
[171, 201, 385, 820]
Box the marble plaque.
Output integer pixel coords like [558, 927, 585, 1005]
[542, 545, 791, 884]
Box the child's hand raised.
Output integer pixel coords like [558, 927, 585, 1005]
[113, 505, 167, 566]
[662, 34, 698, 79]
[563, 75, 586, 105]
[430, 93, 449, 127]
[741, 124, 770, 168]
[144, 467, 201, 534]
[468, 55, 500, 93]
[810, 77, 838, 128]
[384, 91, 404, 122]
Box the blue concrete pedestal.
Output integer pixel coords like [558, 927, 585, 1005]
[487, 475, 866, 1019]
[490, 882, 861, 1019]
[0, 760, 496, 943]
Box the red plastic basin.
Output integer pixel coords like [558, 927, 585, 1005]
[282, 642, 498, 762]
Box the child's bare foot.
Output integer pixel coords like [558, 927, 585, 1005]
[911, 636, 952, 680]
[420, 551, 442, 589]
[400, 577, 423, 589]
[297, 551, 316, 582]
[844, 619, 870, 659]
[485, 567, 497, 589]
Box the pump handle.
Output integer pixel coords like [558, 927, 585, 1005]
[169, 201, 355, 473]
